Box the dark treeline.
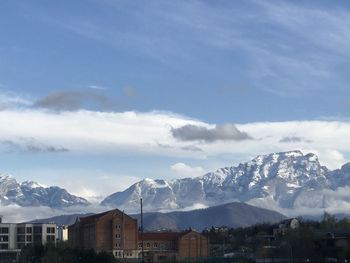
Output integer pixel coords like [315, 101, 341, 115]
[19, 242, 116, 263]
[203, 212, 350, 262]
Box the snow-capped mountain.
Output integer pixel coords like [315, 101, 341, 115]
[101, 151, 350, 214]
[0, 174, 90, 208]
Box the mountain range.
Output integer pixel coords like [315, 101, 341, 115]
[2, 150, 350, 217]
[0, 174, 90, 207]
[29, 202, 286, 230]
[101, 150, 350, 214]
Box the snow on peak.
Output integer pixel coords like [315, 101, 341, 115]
[21, 181, 47, 189]
[101, 150, 341, 213]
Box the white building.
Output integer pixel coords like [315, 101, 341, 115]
[57, 225, 68, 242]
[0, 216, 56, 262]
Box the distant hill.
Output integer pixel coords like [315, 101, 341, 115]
[29, 213, 94, 225]
[135, 202, 286, 230]
[29, 202, 286, 230]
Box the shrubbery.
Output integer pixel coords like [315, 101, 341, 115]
[19, 242, 116, 263]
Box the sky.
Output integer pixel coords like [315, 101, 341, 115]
[1, 0, 350, 203]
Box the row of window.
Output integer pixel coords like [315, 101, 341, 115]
[46, 235, 55, 242]
[46, 227, 56, 234]
[0, 243, 8, 249]
[17, 227, 46, 234]
[0, 235, 9, 242]
[115, 251, 133, 257]
[0, 228, 9, 234]
[138, 242, 159, 248]
[116, 242, 160, 249]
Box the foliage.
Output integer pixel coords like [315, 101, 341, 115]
[19, 242, 116, 263]
[203, 213, 350, 262]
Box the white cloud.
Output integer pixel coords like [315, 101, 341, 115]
[0, 92, 32, 109]
[88, 85, 107, 90]
[0, 108, 349, 169]
[170, 163, 206, 178]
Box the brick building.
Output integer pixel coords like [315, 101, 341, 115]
[68, 209, 139, 259]
[140, 230, 208, 262]
[68, 209, 208, 262]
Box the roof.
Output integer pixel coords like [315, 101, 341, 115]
[78, 211, 110, 225]
[139, 230, 204, 241]
[179, 229, 202, 237]
[139, 232, 179, 241]
[72, 208, 134, 226]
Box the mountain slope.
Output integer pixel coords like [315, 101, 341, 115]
[29, 202, 286, 230]
[0, 174, 90, 208]
[137, 202, 286, 230]
[101, 151, 350, 214]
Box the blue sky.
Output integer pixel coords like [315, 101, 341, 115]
[1, 0, 350, 201]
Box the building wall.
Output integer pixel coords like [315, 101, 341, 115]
[0, 223, 16, 250]
[68, 210, 208, 262]
[178, 231, 208, 261]
[57, 225, 68, 241]
[95, 213, 112, 251]
[69, 209, 139, 259]
[0, 222, 56, 260]
[111, 210, 138, 258]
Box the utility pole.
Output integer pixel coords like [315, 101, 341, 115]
[141, 198, 144, 263]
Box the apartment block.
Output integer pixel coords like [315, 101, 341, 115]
[0, 216, 56, 262]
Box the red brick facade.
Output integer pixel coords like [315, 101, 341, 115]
[68, 209, 208, 261]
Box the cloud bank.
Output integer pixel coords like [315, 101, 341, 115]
[0, 106, 348, 168]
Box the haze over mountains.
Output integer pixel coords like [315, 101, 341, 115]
[2, 151, 350, 219]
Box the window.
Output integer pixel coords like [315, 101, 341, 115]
[46, 235, 55, 242]
[17, 235, 25, 242]
[115, 225, 121, 229]
[115, 243, 120, 248]
[26, 227, 32, 234]
[0, 244, 8, 249]
[154, 242, 158, 248]
[146, 242, 150, 248]
[17, 227, 25, 234]
[34, 235, 42, 243]
[26, 235, 32, 242]
[0, 228, 9, 234]
[34, 226, 42, 234]
[47, 227, 55, 234]
[0, 235, 8, 242]
[17, 243, 25, 249]
[115, 234, 121, 239]
[138, 242, 142, 248]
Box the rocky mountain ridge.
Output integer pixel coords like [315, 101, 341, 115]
[101, 151, 350, 214]
[0, 174, 90, 208]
